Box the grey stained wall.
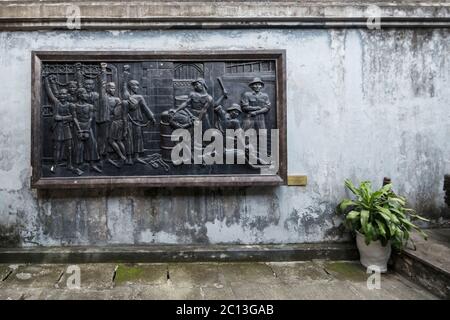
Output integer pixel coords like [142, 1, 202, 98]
[0, 29, 449, 247]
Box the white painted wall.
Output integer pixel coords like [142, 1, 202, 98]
[0, 29, 448, 246]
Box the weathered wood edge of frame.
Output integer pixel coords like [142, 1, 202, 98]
[30, 50, 287, 189]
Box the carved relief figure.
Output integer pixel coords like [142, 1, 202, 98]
[215, 103, 268, 167]
[83, 78, 106, 162]
[67, 81, 79, 103]
[72, 88, 102, 174]
[170, 78, 214, 132]
[122, 65, 156, 165]
[66, 63, 86, 103]
[44, 75, 76, 173]
[97, 63, 122, 168]
[83, 79, 99, 105]
[240, 77, 270, 130]
[170, 78, 227, 132]
[214, 103, 242, 131]
[107, 82, 128, 164]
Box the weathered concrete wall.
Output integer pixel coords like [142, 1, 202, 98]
[0, 29, 448, 247]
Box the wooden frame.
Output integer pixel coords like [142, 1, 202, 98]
[31, 50, 287, 189]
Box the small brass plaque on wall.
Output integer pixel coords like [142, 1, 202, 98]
[287, 175, 307, 186]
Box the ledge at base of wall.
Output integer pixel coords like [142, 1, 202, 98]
[0, 243, 358, 264]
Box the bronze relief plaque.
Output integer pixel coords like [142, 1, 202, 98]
[31, 51, 286, 188]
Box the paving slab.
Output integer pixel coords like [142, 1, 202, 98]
[267, 261, 331, 284]
[346, 273, 437, 300]
[218, 262, 279, 285]
[376, 273, 438, 300]
[114, 263, 168, 287]
[200, 286, 236, 300]
[227, 282, 273, 300]
[0, 264, 13, 280]
[0, 264, 14, 288]
[0, 288, 45, 300]
[285, 281, 363, 300]
[320, 261, 368, 282]
[62, 290, 121, 300]
[244, 283, 304, 300]
[38, 287, 138, 300]
[133, 284, 203, 300]
[168, 263, 225, 288]
[4, 264, 64, 288]
[56, 263, 116, 290]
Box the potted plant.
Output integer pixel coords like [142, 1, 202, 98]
[337, 179, 428, 272]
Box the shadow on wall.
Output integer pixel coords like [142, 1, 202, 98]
[414, 175, 450, 224]
[443, 175, 450, 222]
[444, 175, 450, 207]
[0, 225, 20, 247]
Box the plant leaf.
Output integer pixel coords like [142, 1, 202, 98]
[375, 219, 387, 237]
[344, 179, 359, 196]
[346, 210, 360, 220]
[389, 197, 406, 206]
[376, 206, 400, 224]
[339, 199, 356, 214]
[360, 210, 369, 234]
[409, 214, 430, 222]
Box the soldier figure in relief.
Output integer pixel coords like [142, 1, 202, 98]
[214, 103, 242, 131]
[215, 103, 269, 168]
[240, 77, 270, 131]
[240, 77, 271, 159]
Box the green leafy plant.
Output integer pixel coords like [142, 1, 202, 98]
[337, 179, 428, 250]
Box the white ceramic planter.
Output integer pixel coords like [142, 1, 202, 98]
[356, 231, 391, 273]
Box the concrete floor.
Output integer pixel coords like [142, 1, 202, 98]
[0, 261, 437, 300]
